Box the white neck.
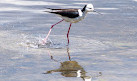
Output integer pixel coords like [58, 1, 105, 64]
[82, 10, 88, 18]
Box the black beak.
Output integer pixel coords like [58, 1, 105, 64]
[93, 10, 102, 15]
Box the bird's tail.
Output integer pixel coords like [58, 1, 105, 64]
[44, 8, 63, 13]
[44, 8, 53, 12]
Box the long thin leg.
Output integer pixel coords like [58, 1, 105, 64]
[67, 23, 72, 45]
[67, 47, 71, 61]
[43, 19, 64, 44]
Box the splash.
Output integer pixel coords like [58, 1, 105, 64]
[20, 35, 67, 49]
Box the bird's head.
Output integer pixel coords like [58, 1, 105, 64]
[83, 4, 102, 15]
[85, 4, 94, 12]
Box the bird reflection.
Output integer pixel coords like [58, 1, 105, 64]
[44, 48, 102, 81]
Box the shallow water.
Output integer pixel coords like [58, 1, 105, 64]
[0, 0, 137, 81]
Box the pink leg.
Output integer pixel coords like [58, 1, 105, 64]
[67, 23, 72, 45]
[67, 47, 71, 61]
[43, 19, 64, 44]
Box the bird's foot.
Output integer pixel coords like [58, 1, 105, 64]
[39, 39, 52, 46]
[37, 39, 52, 48]
[38, 39, 46, 45]
[41, 40, 47, 45]
[66, 43, 69, 47]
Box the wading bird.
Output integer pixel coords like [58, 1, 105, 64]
[43, 4, 100, 45]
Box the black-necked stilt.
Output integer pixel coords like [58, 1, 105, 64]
[43, 4, 99, 45]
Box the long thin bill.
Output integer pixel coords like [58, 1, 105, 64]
[93, 10, 102, 15]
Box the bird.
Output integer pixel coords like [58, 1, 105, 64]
[43, 4, 99, 45]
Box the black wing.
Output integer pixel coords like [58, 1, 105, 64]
[46, 9, 79, 18]
[51, 11, 79, 18]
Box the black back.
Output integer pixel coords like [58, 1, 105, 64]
[50, 10, 79, 18]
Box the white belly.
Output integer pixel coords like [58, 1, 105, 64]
[61, 16, 85, 23]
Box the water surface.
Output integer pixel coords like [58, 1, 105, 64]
[0, 0, 137, 81]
